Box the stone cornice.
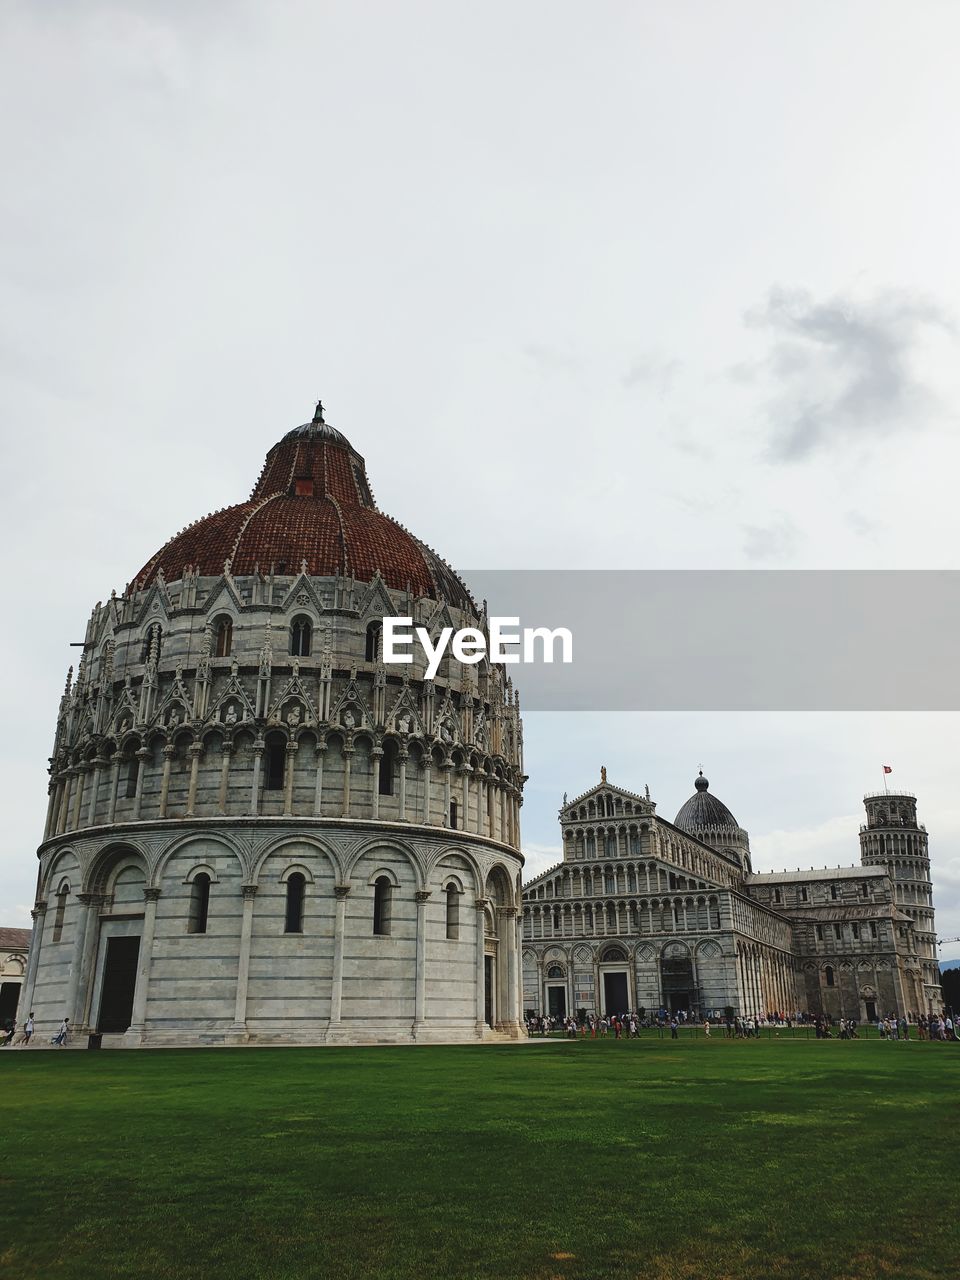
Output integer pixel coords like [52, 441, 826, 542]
[37, 814, 524, 864]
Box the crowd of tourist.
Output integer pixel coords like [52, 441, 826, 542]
[525, 1007, 959, 1041]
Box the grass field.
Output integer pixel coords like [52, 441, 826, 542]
[2, 1036, 958, 1280]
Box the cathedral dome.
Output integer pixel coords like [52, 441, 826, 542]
[674, 771, 740, 833]
[132, 402, 472, 609]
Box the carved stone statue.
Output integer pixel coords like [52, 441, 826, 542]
[343, 708, 356, 730]
[398, 712, 411, 734]
[286, 704, 302, 729]
[224, 704, 238, 726]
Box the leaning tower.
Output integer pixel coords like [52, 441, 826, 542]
[860, 790, 939, 1011]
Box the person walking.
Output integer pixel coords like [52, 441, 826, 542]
[52, 1017, 69, 1047]
[703, 1018, 711, 1037]
[14, 1013, 35, 1046]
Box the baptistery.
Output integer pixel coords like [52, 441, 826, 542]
[23, 403, 525, 1046]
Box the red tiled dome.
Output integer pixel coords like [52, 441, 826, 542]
[133, 405, 472, 609]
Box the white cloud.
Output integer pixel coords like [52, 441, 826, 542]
[742, 287, 955, 461]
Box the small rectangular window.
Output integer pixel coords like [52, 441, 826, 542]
[445, 887, 460, 940]
[773, 888, 782, 904]
[830, 884, 838, 900]
[800, 886, 808, 902]
[124, 757, 139, 798]
[834, 923, 842, 940]
[373, 877, 392, 936]
[449, 800, 458, 830]
[265, 742, 285, 790]
[816, 925, 823, 941]
[852, 923, 860, 939]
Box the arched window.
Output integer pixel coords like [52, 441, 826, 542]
[290, 616, 312, 657]
[284, 873, 305, 934]
[214, 617, 233, 658]
[824, 965, 835, 988]
[373, 876, 392, 936]
[265, 734, 286, 790]
[547, 965, 564, 979]
[378, 740, 396, 796]
[446, 884, 460, 939]
[188, 874, 211, 934]
[365, 621, 382, 663]
[140, 623, 162, 663]
[52, 883, 68, 942]
[449, 799, 458, 830]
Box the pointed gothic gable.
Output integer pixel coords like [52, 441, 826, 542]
[433, 689, 463, 745]
[356, 571, 396, 622]
[561, 779, 656, 821]
[420, 598, 458, 636]
[278, 570, 327, 615]
[153, 666, 196, 727]
[111, 679, 140, 735]
[133, 577, 173, 629]
[200, 573, 246, 618]
[330, 677, 373, 730]
[209, 670, 258, 728]
[266, 669, 321, 727]
[385, 682, 426, 736]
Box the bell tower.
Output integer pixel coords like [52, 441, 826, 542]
[860, 789, 939, 1011]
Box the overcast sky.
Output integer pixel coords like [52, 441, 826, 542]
[2, 2, 959, 955]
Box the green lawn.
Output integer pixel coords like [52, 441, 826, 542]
[1, 1037, 958, 1280]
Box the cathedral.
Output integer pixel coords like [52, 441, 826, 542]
[521, 770, 940, 1024]
[21, 404, 525, 1046]
[19, 403, 940, 1046]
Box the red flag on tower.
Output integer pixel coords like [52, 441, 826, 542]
[883, 765, 893, 774]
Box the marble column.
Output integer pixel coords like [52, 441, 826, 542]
[329, 886, 350, 1029]
[475, 896, 488, 1036]
[43, 783, 59, 840]
[283, 741, 298, 816]
[18, 902, 47, 1022]
[158, 744, 176, 818]
[250, 743, 263, 815]
[126, 887, 160, 1042]
[398, 748, 408, 821]
[86, 757, 106, 827]
[413, 890, 431, 1038]
[57, 771, 74, 835]
[342, 746, 353, 817]
[186, 742, 203, 816]
[217, 743, 232, 814]
[106, 756, 121, 823]
[132, 748, 150, 820]
[232, 885, 257, 1034]
[371, 748, 383, 820]
[313, 744, 326, 816]
[72, 892, 103, 1031]
[497, 906, 520, 1033]
[423, 760, 432, 824]
[442, 763, 452, 827]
